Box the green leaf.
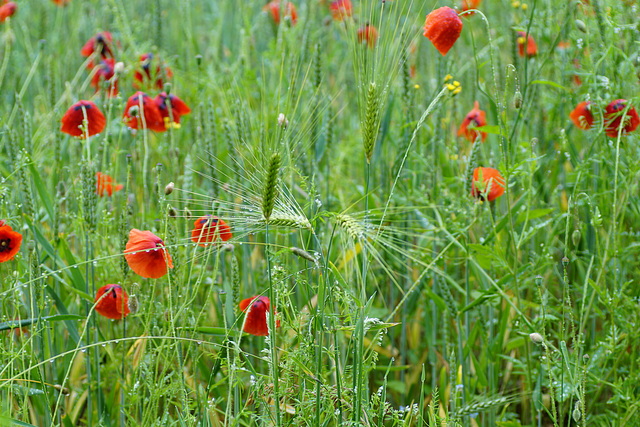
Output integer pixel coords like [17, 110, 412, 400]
[28, 162, 54, 221]
[516, 208, 554, 224]
[0, 314, 84, 332]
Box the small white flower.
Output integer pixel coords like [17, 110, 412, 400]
[277, 113, 289, 128]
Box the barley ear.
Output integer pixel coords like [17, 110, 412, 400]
[363, 81, 380, 164]
[262, 153, 281, 223]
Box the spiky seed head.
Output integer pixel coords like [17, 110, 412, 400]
[363, 82, 379, 164]
[262, 153, 281, 222]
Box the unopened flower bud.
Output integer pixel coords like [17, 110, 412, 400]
[514, 91, 523, 109]
[572, 228, 581, 247]
[184, 207, 192, 219]
[278, 113, 289, 128]
[128, 105, 140, 118]
[168, 206, 178, 217]
[165, 182, 174, 195]
[163, 83, 171, 94]
[530, 332, 544, 344]
[562, 256, 570, 267]
[195, 55, 203, 67]
[114, 62, 125, 75]
[575, 19, 587, 33]
[223, 243, 235, 252]
[128, 294, 139, 315]
[535, 275, 543, 287]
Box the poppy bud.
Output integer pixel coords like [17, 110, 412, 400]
[513, 91, 523, 109]
[165, 182, 174, 195]
[57, 181, 67, 197]
[185, 207, 193, 219]
[195, 55, 203, 67]
[27, 240, 36, 251]
[575, 19, 587, 33]
[562, 256, 570, 267]
[572, 402, 581, 422]
[572, 228, 581, 247]
[223, 243, 235, 252]
[114, 61, 125, 75]
[163, 83, 171, 95]
[534, 275, 543, 286]
[168, 206, 178, 217]
[529, 332, 543, 344]
[591, 206, 602, 227]
[128, 294, 139, 315]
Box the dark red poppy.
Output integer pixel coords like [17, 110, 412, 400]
[517, 31, 537, 57]
[0, 1, 16, 22]
[604, 99, 640, 138]
[329, 0, 352, 21]
[80, 32, 114, 65]
[122, 92, 165, 132]
[133, 53, 173, 90]
[239, 296, 281, 336]
[96, 172, 123, 197]
[471, 167, 505, 202]
[154, 92, 191, 130]
[95, 284, 130, 320]
[191, 215, 232, 247]
[423, 7, 463, 56]
[0, 221, 22, 263]
[357, 24, 378, 48]
[91, 58, 118, 97]
[124, 229, 173, 279]
[569, 101, 593, 130]
[61, 100, 106, 138]
[263, 1, 298, 26]
[458, 101, 487, 142]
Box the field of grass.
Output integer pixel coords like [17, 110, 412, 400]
[1, 0, 640, 426]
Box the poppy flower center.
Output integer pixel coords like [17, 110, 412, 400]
[0, 238, 12, 253]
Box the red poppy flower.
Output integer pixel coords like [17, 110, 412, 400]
[357, 24, 378, 48]
[96, 172, 123, 197]
[423, 7, 463, 56]
[122, 92, 165, 132]
[91, 58, 118, 97]
[471, 167, 505, 202]
[263, 1, 298, 26]
[52, 0, 71, 5]
[0, 1, 16, 22]
[517, 31, 537, 57]
[95, 284, 130, 320]
[60, 100, 106, 138]
[133, 53, 173, 90]
[239, 296, 281, 336]
[569, 101, 593, 130]
[124, 229, 173, 279]
[80, 32, 114, 64]
[604, 99, 640, 138]
[329, 0, 352, 21]
[461, 0, 481, 14]
[191, 215, 232, 247]
[0, 221, 22, 263]
[458, 101, 487, 142]
[154, 92, 191, 129]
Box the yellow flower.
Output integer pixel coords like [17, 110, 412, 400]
[444, 74, 453, 81]
[521, 3, 528, 10]
[447, 84, 456, 91]
[512, 0, 520, 7]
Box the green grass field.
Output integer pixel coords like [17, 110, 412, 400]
[1, 0, 640, 425]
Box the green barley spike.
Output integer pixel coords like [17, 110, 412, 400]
[262, 153, 281, 222]
[464, 140, 482, 195]
[363, 81, 380, 164]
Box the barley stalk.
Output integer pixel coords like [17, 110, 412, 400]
[262, 153, 281, 222]
[363, 82, 380, 164]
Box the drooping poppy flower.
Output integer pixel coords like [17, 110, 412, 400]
[122, 92, 165, 132]
[569, 101, 594, 130]
[154, 92, 191, 130]
[239, 296, 281, 336]
[0, 1, 16, 22]
[461, 0, 481, 14]
[80, 32, 114, 65]
[133, 53, 173, 90]
[423, 7, 463, 56]
[329, 0, 352, 21]
[60, 100, 106, 138]
[191, 215, 232, 247]
[124, 229, 173, 279]
[263, 0, 298, 26]
[357, 24, 378, 48]
[471, 167, 505, 202]
[458, 101, 487, 142]
[95, 284, 130, 320]
[517, 31, 537, 57]
[604, 99, 640, 138]
[91, 58, 118, 97]
[0, 221, 22, 263]
[96, 172, 123, 197]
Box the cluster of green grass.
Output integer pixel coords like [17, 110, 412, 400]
[1, 0, 640, 426]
